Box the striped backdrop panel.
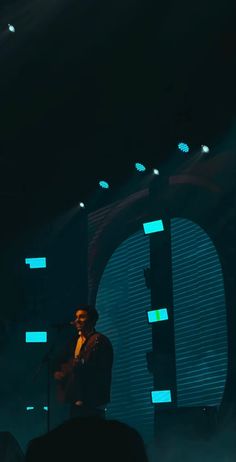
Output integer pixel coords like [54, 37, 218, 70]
[171, 218, 228, 407]
[95, 231, 154, 443]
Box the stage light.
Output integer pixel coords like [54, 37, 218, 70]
[25, 332, 47, 343]
[135, 162, 146, 172]
[143, 219, 164, 234]
[201, 145, 210, 153]
[151, 390, 172, 403]
[79, 202, 85, 208]
[153, 168, 159, 175]
[147, 308, 169, 323]
[178, 142, 189, 153]
[8, 24, 15, 33]
[25, 257, 47, 269]
[99, 180, 109, 189]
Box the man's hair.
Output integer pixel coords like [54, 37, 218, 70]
[25, 416, 149, 462]
[76, 304, 99, 326]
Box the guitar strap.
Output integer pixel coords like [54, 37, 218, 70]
[80, 333, 100, 361]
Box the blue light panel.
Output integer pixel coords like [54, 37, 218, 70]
[25, 257, 47, 269]
[151, 390, 172, 403]
[143, 220, 164, 234]
[26, 407, 35, 411]
[43, 406, 48, 411]
[25, 332, 47, 343]
[147, 308, 168, 323]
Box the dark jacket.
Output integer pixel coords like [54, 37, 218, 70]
[55, 331, 113, 407]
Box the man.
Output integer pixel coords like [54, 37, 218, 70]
[53, 304, 113, 419]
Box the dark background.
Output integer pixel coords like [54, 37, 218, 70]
[0, 1, 235, 453]
[0, 0, 235, 241]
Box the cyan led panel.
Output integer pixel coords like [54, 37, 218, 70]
[26, 407, 35, 411]
[25, 257, 47, 269]
[151, 390, 172, 403]
[25, 332, 47, 343]
[43, 406, 48, 411]
[143, 220, 164, 234]
[147, 308, 168, 323]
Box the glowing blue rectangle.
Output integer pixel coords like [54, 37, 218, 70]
[143, 220, 164, 234]
[25, 332, 47, 343]
[25, 257, 47, 269]
[151, 390, 172, 403]
[43, 406, 48, 411]
[147, 308, 168, 323]
[26, 406, 35, 411]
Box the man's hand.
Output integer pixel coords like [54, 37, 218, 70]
[54, 371, 65, 381]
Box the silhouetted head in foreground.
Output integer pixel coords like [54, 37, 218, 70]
[25, 416, 149, 462]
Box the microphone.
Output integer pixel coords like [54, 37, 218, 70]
[50, 321, 74, 329]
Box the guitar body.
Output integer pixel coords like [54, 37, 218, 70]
[56, 358, 77, 403]
[54, 332, 110, 405]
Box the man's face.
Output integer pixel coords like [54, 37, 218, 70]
[74, 310, 90, 333]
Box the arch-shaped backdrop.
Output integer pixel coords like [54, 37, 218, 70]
[88, 161, 234, 437]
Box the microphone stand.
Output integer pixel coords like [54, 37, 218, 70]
[32, 326, 68, 433]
